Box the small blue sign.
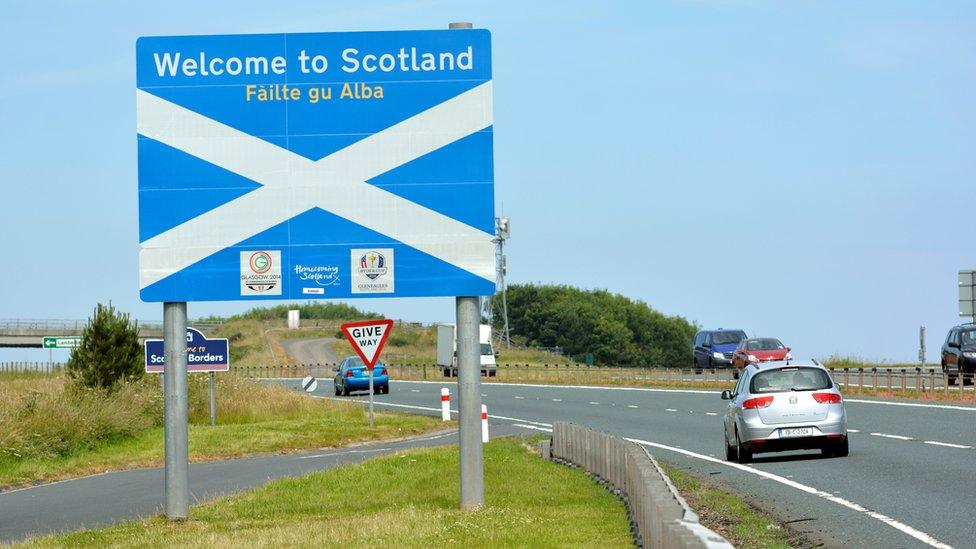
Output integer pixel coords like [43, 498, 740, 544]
[145, 327, 230, 373]
[136, 29, 496, 302]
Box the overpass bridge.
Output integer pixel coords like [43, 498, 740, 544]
[0, 319, 218, 348]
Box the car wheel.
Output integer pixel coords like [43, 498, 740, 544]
[342, 383, 349, 396]
[823, 437, 849, 458]
[334, 383, 341, 396]
[736, 430, 752, 464]
[725, 428, 738, 462]
[732, 370, 740, 380]
[382, 385, 390, 394]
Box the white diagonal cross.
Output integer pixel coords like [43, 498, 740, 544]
[137, 82, 495, 290]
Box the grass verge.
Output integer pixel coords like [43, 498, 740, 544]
[19, 439, 634, 548]
[660, 463, 801, 549]
[0, 373, 445, 489]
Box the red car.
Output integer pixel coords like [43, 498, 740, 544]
[731, 338, 792, 377]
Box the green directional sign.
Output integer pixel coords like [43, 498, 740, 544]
[42, 336, 82, 349]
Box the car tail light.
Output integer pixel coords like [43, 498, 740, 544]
[742, 396, 774, 409]
[812, 392, 842, 404]
[345, 370, 354, 377]
[377, 368, 387, 376]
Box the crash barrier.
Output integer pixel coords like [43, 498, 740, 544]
[549, 422, 731, 549]
[234, 363, 975, 396]
[0, 362, 65, 373]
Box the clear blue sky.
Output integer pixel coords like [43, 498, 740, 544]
[1, 1, 973, 362]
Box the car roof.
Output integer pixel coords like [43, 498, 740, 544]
[750, 359, 823, 372]
[699, 328, 746, 334]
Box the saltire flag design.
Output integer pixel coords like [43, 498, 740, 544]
[136, 29, 495, 302]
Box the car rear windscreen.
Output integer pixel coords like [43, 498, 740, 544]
[750, 367, 832, 394]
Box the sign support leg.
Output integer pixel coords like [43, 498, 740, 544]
[368, 368, 375, 428]
[163, 302, 189, 520]
[209, 371, 216, 427]
[456, 295, 484, 510]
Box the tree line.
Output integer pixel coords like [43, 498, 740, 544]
[491, 284, 697, 367]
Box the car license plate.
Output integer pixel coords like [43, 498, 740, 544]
[780, 427, 813, 438]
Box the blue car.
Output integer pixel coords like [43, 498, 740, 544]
[693, 329, 747, 371]
[334, 356, 389, 395]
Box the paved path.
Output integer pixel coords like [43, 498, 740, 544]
[298, 379, 976, 549]
[0, 429, 470, 544]
[280, 337, 338, 366]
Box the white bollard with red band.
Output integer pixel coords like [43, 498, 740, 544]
[481, 404, 489, 443]
[441, 388, 451, 421]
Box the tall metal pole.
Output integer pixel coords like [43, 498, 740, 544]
[209, 371, 216, 426]
[163, 302, 189, 519]
[456, 295, 484, 509]
[499, 238, 511, 349]
[450, 19, 484, 511]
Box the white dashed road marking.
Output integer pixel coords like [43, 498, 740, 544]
[627, 405, 638, 409]
[589, 401, 600, 405]
[410, 389, 420, 393]
[666, 408, 678, 412]
[871, 432, 913, 441]
[923, 441, 972, 449]
[848, 429, 860, 433]
[515, 396, 525, 399]
[705, 412, 718, 416]
[552, 398, 562, 402]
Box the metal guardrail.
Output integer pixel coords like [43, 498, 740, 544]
[0, 319, 224, 332]
[231, 363, 974, 395]
[549, 422, 731, 548]
[0, 362, 65, 373]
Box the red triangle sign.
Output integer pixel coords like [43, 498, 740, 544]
[340, 319, 395, 370]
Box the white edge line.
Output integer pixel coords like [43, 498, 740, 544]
[624, 436, 953, 549]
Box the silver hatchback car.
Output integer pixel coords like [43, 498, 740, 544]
[721, 359, 848, 463]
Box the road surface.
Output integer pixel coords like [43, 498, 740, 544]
[280, 337, 338, 366]
[294, 378, 975, 549]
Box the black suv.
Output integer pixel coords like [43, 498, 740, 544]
[941, 323, 976, 385]
[693, 329, 747, 371]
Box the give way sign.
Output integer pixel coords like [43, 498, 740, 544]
[341, 319, 394, 370]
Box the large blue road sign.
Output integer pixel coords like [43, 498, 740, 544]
[136, 29, 495, 302]
[145, 328, 229, 373]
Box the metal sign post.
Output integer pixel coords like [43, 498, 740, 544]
[456, 295, 484, 509]
[163, 302, 189, 519]
[340, 319, 394, 430]
[209, 371, 217, 426]
[368, 368, 375, 428]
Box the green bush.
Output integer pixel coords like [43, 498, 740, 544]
[492, 284, 698, 367]
[66, 303, 144, 389]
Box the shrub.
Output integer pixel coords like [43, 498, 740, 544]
[66, 303, 144, 389]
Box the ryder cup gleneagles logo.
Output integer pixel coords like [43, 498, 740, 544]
[240, 250, 282, 296]
[359, 251, 388, 280]
[351, 248, 394, 294]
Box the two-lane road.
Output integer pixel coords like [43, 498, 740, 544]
[300, 378, 975, 548]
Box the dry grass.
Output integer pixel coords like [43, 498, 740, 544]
[0, 373, 445, 489]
